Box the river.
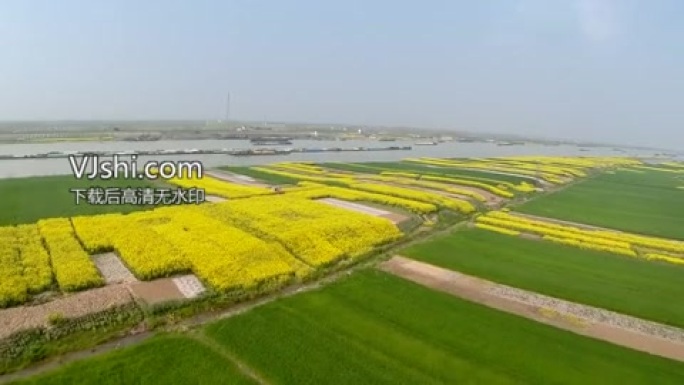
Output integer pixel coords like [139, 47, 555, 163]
[0, 139, 668, 179]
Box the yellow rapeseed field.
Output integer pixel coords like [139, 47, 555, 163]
[369, 175, 489, 202]
[0, 226, 28, 306]
[199, 196, 403, 267]
[253, 163, 487, 212]
[38, 218, 104, 292]
[347, 182, 475, 213]
[1, 189, 406, 306]
[168, 174, 274, 199]
[73, 212, 191, 280]
[475, 211, 684, 264]
[404, 156, 641, 184]
[149, 209, 307, 291]
[286, 182, 438, 213]
[14, 224, 53, 293]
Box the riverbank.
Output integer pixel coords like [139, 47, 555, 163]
[0, 146, 413, 160]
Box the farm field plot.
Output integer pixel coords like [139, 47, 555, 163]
[401, 156, 640, 185]
[231, 162, 517, 212]
[474, 210, 684, 265]
[517, 170, 684, 239]
[323, 161, 535, 184]
[0, 176, 159, 226]
[9, 335, 257, 385]
[205, 270, 684, 385]
[402, 229, 684, 328]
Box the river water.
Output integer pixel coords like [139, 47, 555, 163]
[0, 139, 667, 179]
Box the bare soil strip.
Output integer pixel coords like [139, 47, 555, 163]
[205, 170, 271, 187]
[317, 198, 409, 224]
[319, 198, 391, 216]
[93, 252, 138, 285]
[0, 285, 134, 340]
[128, 279, 186, 306]
[206, 195, 227, 203]
[382, 212, 410, 225]
[380, 256, 684, 362]
[518, 232, 542, 241]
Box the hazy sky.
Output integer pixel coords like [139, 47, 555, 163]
[1, 1, 682, 148]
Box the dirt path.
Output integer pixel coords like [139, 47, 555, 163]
[379, 256, 684, 363]
[93, 252, 139, 285]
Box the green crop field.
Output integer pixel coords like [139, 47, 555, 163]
[205, 270, 684, 385]
[11, 335, 257, 385]
[516, 170, 684, 239]
[7, 233, 684, 385]
[0, 175, 163, 226]
[403, 228, 684, 328]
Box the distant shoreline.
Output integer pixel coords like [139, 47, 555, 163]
[0, 125, 676, 154]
